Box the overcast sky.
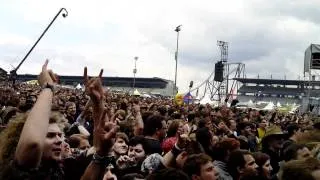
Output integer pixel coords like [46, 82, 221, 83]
[1, 0, 320, 93]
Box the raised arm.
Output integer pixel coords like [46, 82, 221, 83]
[15, 60, 58, 168]
[133, 103, 144, 136]
[81, 68, 118, 180]
[76, 98, 92, 125]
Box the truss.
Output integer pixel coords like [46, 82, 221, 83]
[187, 41, 246, 104]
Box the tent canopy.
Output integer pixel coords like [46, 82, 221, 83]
[183, 92, 193, 103]
[133, 89, 141, 96]
[263, 102, 275, 110]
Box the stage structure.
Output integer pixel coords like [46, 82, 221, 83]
[303, 44, 320, 112]
[186, 41, 246, 103]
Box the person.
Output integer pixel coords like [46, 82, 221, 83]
[227, 150, 258, 180]
[196, 127, 215, 157]
[280, 157, 320, 180]
[147, 168, 190, 180]
[237, 122, 257, 152]
[162, 119, 184, 153]
[0, 60, 67, 179]
[80, 67, 120, 180]
[212, 138, 240, 180]
[257, 119, 268, 150]
[226, 119, 238, 137]
[183, 153, 219, 180]
[283, 144, 312, 162]
[143, 115, 167, 155]
[261, 125, 285, 175]
[67, 134, 91, 152]
[112, 132, 129, 159]
[65, 101, 77, 124]
[160, 134, 204, 170]
[253, 152, 273, 180]
[282, 123, 300, 151]
[115, 136, 148, 177]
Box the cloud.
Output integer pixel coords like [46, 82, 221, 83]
[1, 0, 320, 94]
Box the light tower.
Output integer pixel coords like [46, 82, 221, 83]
[133, 56, 138, 90]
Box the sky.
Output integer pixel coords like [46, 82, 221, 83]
[1, 0, 320, 93]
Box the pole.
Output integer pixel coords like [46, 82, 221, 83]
[174, 25, 182, 96]
[133, 57, 138, 90]
[10, 8, 68, 81]
[226, 63, 229, 100]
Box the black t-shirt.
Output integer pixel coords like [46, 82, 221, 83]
[144, 138, 163, 155]
[2, 160, 64, 180]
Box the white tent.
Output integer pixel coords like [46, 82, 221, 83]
[247, 100, 254, 107]
[133, 89, 141, 96]
[263, 102, 275, 110]
[276, 102, 281, 108]
[76, 83, 82, 89]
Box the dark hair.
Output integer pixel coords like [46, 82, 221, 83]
[237, 122, 252, 131]
[167, 120, 182, 138]
[143, 115, 165, 136]
[147, 168, 190, 180]
[227, 150, 252, 180]
[67, 134, 88, 148]
[171, 112, 182, 119]
[128, 136, 149, 155]
[283, 144, 307, 162]
[187, 113, 195, 122]
[198, 119, 207, 129]
[185, 140, 205, 155]
[183, 153, 212, 177]
[121, 173, 144, 180]
[252, 152, 270, 177]
[196, 127, 212, 153]
[286, 123, 300, 137]
[142, 111, 154, 123]
[157, 106, 167, 116]
[269, 112, 277, 123]
[212, 138, 240, 162]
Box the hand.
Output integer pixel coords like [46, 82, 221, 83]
[116, 155, 135, 169]
[94, 108, 119, 156]
[38, 59, 58, 87]
[176, 134, 190, 149]
[83, 67, 104, 104]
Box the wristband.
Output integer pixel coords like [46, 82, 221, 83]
[92, 153, 115, 167]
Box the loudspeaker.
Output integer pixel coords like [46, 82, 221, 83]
[189, 81, 193, 88]
[311, 53, 320, 69]
[214, 61, 224, 82]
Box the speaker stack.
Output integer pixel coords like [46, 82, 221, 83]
[214, 61, 224, 82]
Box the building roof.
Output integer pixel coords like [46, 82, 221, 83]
[234, 78, 320, 86]
[16, 74, 170, 89]
[238, 85, 320, 97]
[238, 86, 304, 95]
[0, 68, 7, 74]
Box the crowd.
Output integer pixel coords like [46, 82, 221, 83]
[1, 60, 320, 180]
